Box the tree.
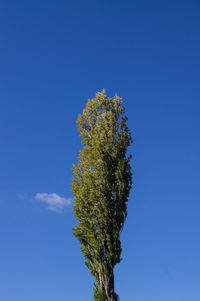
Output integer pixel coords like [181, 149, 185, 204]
[71, 90, 132, 301]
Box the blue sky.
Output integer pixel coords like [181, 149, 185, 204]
[1, 0, 200, 300]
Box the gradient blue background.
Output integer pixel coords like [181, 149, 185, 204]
[1, 0, 200, 300]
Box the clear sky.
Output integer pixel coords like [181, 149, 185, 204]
[1, 0, 200, 300]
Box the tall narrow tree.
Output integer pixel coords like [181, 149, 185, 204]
[71, 90, 132, 301]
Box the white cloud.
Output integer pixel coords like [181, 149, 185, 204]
[35, 193, 72, 212]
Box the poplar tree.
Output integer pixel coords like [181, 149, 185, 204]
[71, 90, 132, 301]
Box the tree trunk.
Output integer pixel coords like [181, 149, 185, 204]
[105, 269, 115, 301]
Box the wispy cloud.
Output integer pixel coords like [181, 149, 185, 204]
[35, 193, 73, 212]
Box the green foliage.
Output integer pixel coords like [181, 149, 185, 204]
[71, 90, 132, 300]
